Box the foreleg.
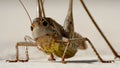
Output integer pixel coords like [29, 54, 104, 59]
[6, 42, 36, 62]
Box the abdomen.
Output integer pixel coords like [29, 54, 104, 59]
[54, 43, 77, 59]
[74, 32, 88, 50]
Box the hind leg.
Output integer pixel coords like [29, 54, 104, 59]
[84, 38, 114, 63]
[60, 37, 114, 63]
[80, 0, 120, 59]
[63, 0, 74, 38]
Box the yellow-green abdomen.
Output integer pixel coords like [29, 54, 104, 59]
[36, 36, 77, 59]
[53, 43, 77, 59]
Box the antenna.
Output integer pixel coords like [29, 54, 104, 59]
[37, 0, 42, 17]
[40, 0, 46, 17]
[19, 0, 32, 24]
[38, 0, 46, 18]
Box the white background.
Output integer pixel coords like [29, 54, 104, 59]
[0, 0, 120, 68]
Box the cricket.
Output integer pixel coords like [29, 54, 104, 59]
[7, 0, 120, 63]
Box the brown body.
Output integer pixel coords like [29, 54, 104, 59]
[32, 17, 87, 59]
[7, 0, 120, 63]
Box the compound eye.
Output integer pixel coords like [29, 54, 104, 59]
[30, 26, 33, 31]
[31, 24, 35, 31]
[42, 21, 48, 26]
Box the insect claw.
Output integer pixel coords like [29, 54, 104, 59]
[62, 61, 67, 64]
[116, 55, 120, 58]
[114, 56, 120, 61]
[101, 60, 114, 63]
[19, 60, 29, 62]
[6, 60, 18, 62]
[6, 59, 29, 62]
[48, 58, 56, 61]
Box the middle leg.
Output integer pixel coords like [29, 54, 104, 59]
[48, 53, 56, 61]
